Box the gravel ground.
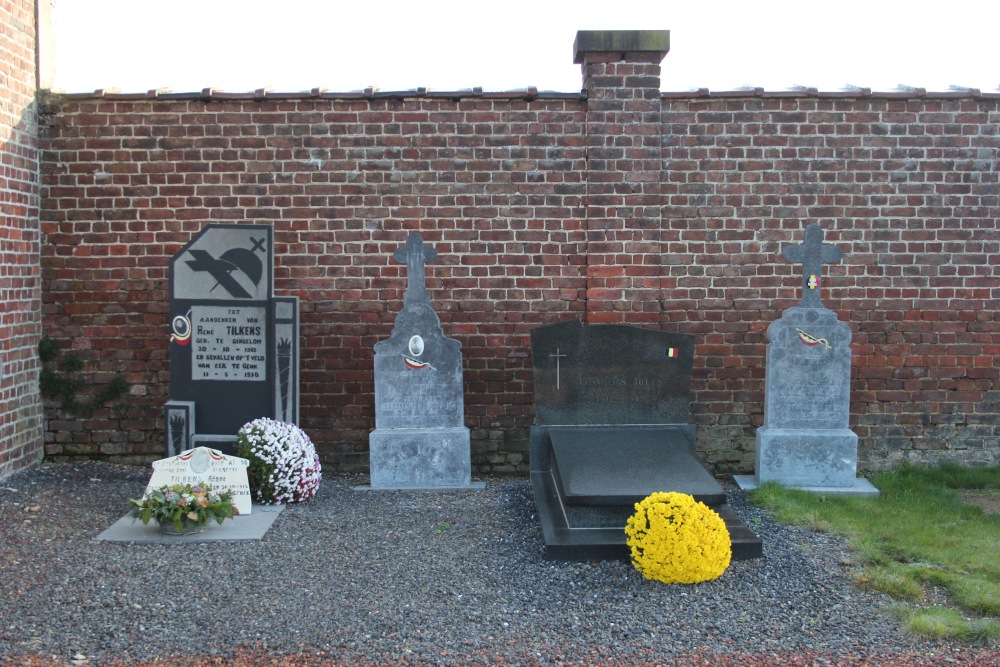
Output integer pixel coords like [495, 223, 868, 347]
[0, 461, 996, 667]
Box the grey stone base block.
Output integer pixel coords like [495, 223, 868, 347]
[354, 482, 486, 492]
[94, 504, 284, 543]
[734, 474, 880, 497]
[756, 427, 859, 488]
[369, 426, 474, 488]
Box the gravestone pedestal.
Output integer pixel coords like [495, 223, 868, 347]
[735, 224, 878, 497]
[361, 233, 482, 491]
[530, 319, 762, 560]
[369, 428, 472, 488]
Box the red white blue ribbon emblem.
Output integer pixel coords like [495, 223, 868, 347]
[403, 356, 434, 370]
[796, 328, 831, 350]
[170, 311, 192, 346]
[178, 448, 225, 462]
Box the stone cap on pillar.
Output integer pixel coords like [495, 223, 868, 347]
[573, 30, 670, 64]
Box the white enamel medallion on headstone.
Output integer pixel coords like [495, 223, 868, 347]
[408, 335, 424, 356]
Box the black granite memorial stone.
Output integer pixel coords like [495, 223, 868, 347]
[531, 318, 694, 426]
[529, 319, 762, 560]
[164, 224, 299, 456]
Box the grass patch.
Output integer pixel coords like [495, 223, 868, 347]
[749, 464, 1000, 643]
[888, 605, 1000, 644]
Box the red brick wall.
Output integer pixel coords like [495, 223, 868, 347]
[37, 80, 1000, 474]
[39, 93, 589, 470]
[579, 52, 666, 324]
[661, 93, 999, 470]
[0, 0, 44, 479]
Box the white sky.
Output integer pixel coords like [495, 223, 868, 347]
[50, 0, 999, 94]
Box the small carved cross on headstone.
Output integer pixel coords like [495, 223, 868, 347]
[550, 348, 567, 390]
[393, 233, 438, 306]
[782, 223, 844, 308]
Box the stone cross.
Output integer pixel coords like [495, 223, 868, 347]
[393, 233, 437, 307]
[782, 223, 843, 308]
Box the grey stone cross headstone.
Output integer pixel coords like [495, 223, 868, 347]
[394, 233, 437, 306]
[734, 223, 878, 497]
[364, 233, 481, 491]
[782, 223, 843, 308]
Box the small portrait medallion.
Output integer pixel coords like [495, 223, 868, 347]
[408, 335, 425, 357]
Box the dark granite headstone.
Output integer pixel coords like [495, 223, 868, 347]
[529, 319, 761, 560]
[164, 224, 299, 456]
[734, 223, 878, 496]
[531, 318, 694, 426]
[364, 233, 481, 490]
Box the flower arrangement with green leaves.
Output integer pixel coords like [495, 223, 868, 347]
[130, 483, 236, 531]
[236, 418, 322, 504]
[624, 491, 732, 584]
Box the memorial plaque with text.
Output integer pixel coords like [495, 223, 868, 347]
[145, 446, 252, 515]
[190, 305, 267, 382]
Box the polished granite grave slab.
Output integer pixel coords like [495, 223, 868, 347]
[531, 425, 762, 561]
[529, 320, 762, 561]
[549, 426, 725, 506]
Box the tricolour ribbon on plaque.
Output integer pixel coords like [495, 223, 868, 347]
[796, 328, 831, 350]
[403, 355, 435, 371]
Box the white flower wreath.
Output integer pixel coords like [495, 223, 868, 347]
[236, 418, 322, 504]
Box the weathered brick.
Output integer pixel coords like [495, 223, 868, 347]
[0, 0, 45, 480]
[23, 44, 1000, 478]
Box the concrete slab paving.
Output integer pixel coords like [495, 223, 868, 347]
[94, 504, 285, 544]
[353, 482, 486, 492]
[734, 474, 880, 497]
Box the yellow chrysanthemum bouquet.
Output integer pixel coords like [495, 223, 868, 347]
[625, 491, 732, 584]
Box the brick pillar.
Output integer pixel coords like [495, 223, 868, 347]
[0, 0, 44, 479]
[575, 30, 669, 324]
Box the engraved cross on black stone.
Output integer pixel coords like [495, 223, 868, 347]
[393, 233, 437, 306]
[782, 223, 843, 308]
[549, 348, 567, 390]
